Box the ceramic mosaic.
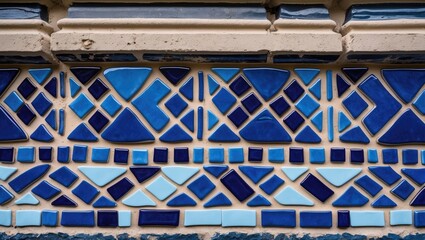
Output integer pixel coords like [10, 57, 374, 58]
[0, 65, 425, 231]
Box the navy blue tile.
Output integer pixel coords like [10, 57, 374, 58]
[17, 104, 36, 126]
[8, 164, 50, 193]
[248, 147, 263, 162]
[72, 145, 87, 162]
[341, 67, 368, 83]
[229, 75, 251, 96]
[187, 175, 215, 200]
[88, 110, 109, 133]
[70, 67, 100, 85]
[160, 67, 190, 85]
[49, 166, 78, 187]
[331, 147, 345, 162]
[17, 78, 37, 100]
[52, 194, 77, 207]
[39, 146, 52, 162]
[220, 169, 254, 202]
[0, 147, 14, 163]
[61, 211, 95, 227]
[97, 210, 118, 227]
[350, 148, 364, 164]
[284, 80, 304, 102]
[88, 78, 109, 100]
[107, 177, 134, 200]
[227, 106, 248, 128]
[289, 147, 304, 163]
[270, 96, 290, 116]
[154, 147, 168, 163]
[32, 180, 61, 200]
[392, 179, 415, 200]
[301, 173, 334, 202]
[383, 149, 398, 164]
[411, 187, 425, 206]
[241, 93, 261, 114]
[355, 175, 382, 197]
[57, 146, 70, 163]
[138, 210, 179, 226]
[259, 175, 284, 195]
[261, 210, 295, 227]
[337, 210, 350, 228]
[300, 211, 332, 228]
[174, 147, 189, 163]
[403, 149, 418, 165]
[72, 180, 99, 204]
[44, 77, 57, 98]
[130, 166, 160, 183]
[284, 111, 304, 132]
[114, 148, 129, 164]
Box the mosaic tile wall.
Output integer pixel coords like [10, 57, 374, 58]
[0, 65, 425, 230]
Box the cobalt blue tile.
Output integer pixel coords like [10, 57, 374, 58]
[57, 146, 70, 163]
[382, 69, 425, 103]
[70, 67, 100, 85]
[72, 145, 87, 162]
[331, 147, 345, 162]
[0, 68, 19, 98]
[203, 165, 229, 178]
[270, 96, 290, 116]
[31, 124, 54, 142]
[341, 67, 368, 83]
[114, 148, 129, 164]
[92, 147, 110, 163]
[160, 67, 190, 85]
[371, 194, 397, 208]
[241, 93, 261, 114]
[179, 77, 193, 101]
[68, 123, 98, 142]
[204, 192, 232, 207]
[239, 166, 273, 184]
[402, 168, 425, 185]
[212, 87, 236, 114]
[69, 93, 95, 119]
[17, 78, 37, 100]
[31, 92, 52, 116]
[227, 106, 248, 128]
[187, 175, 215, 200]
[369, 166, 401, 186]
[31, 180, 60, 200]
[159, 124, 192, 143]
[181, 109, 194, 132]
[101, 94, 122, 117]
[17, 103, 36, 125]
[342, 91, 368, 119]
[220, 169, 254, 202]
[4, 91, 23, 112]
[8, 164, 50, 193]
[355, 175, 383, 197]
[39, 146, 52, 162]
[337, 210, 350, 228]
[97, 210, 118, 227]
[261, 210, 295, 227]
[88, 110, 109, 133]
[0, 147, 13, 163]
[415, 210, 425, 227]
[247, 194, 271, 206]
[295, 125, 321, 143]
[88, 78, 109, 100]
[392, 179, 415, 200]
[259, 175, 284, 195]
[138, 210, 179, 226]
[284, 80, 304, 102]
[42, 210, 58, 227]
[383, 149, 398, 164]
[44, 77, 57, 98]
[49, 166, 78, 187]
[93, 196, 116, 208]
[0, 105, 26, 142]
[412, 187, 425, 206]
[209, 123, 241, 143]
[283, 110, 304, 132]
[332, 186, 368, 207]
[44, 110, 57, 131]
[130, 166, 160, 183]
[403, 149, 418, 165]
[229, 75, 251, 96]
[72, 180, 99, 204]
[107, 177, 134, 200]
[165, 93, 188, 117]
[61, 210, 95, 227]
[154, 147, 168, 163]
[0, 185, 13, 205]
[51, 194, 77, 207]
[209, 148, 224, 163]
[248, 147, 263, 162]
[167, 193, 196, 207]
[336, 74, 350, 97]
[174, 147, 189, 163]
[289, 147, 304, 163]
[350, 148, 364, 164]
[300, 173, 334, 202]
[300, 211, 332, 228]
[17, 146, 34, 163]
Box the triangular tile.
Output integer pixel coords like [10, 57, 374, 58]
[281, 167, 309, 181]
[208, 123, 240, 142]
[340, 126, 370, 144]
[28, 68, 51, 85]
[0, 69, 19, 98]
[130, 166, 160, 183]
[167, 193, 196, 206]
[274, 186, 314, 206]
[122, 189, 156, 207]
[247, 194, 271, 206]
[204, 192, 232, 207]
[239, 166, 274, 184]
[316, 167, 362, 187]
[208, 74, 220, 95]
[0, 166, 17, 181]
[52, 195, 77, 207]
[332, 186, 369, 206]
[30, 124, 54, 142]
[160, 124, 193, 143]
[295, 125, 321, 143]
[101, 108, 154, 143]
[211, 68, 239, 83]
[411, 187, 425, 206]
[45, 109, 56, 130]
[0, 105, 27, 142]
[382, 69, 425, 103]
[371, 194, 397, 208]
[44, 77, 57, 98]
[70, 67, 100, 85]
[103, 67, 152, 101]
[160, 66, 190, 85]
[14, 192, 39, 205]
[93, 196, 116, 208]
[162, 166, 199, 185]
[208, 110, 219, 130]
[203, 165, 229, 178]
[336, 74, 350, 97]
[243, 68, 290, 101]
[295, 68, 320, 85]
[180, 109, 194, 132]
[240, 109, 291, 143]
[309, 79, 321, 100]
[402, 168, 425, 185]
[311, 110, 323, 132]
[78, 166, 127, 187]
[69, 77, 81, 97]
[341, 67, 368, 83]
[338, 111, 351, 132]
[68, 123, 98, 142]
[179, 77, 193, 101]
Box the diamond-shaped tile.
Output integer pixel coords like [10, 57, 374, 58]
[296, 94, 320, 118]
[88, 78, 109, 100]
[31, 93, 52, 116]
[69, 93, 95, 119]
[165, 93, 188, 117]
[146, 175, 177, 201]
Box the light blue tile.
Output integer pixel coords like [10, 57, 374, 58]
[133, 149, 148, 165]
[390, 210, 412, 226]
[184, 210, 222, 226]
[122, 189, 156, 207]
[17, 146, 35, 163]
[316, 167, 362, 187]
[350, 211, 385, 227]
[310, 148, 325, 164]
[209, 148, 224, 163]
[78, 166, 126, 187]
[162, 166, 199, 185]
[222, 210, 256, 227]
[91, 147, 110, 163]
[368, 148, 378, 163]
[193, 148, 204, 163]
[146, 175, 177, 201]
[4, 91, 23, 112]
[14, 192, 39, 205]
[268, 148, 284, 163]
[118, 210, 131, 227]
[274, 186, 314, 206]
[0, 166, 17, 181]
[228, 148, 244, 163]
[281, 167, 309, 181]
[0, 210, 11, 226]
[16, 210, 42, 227]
